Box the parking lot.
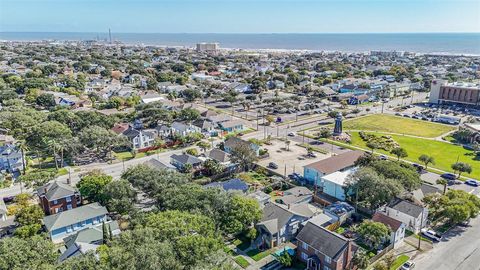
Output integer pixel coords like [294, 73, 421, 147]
[257, 139, 330, 177]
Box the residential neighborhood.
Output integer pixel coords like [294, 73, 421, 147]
[0, 37, 479, 270]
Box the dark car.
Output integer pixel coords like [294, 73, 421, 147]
[465, 180, 479, 187]
[441, 173, 456, 180]
[268, 162, 279, 169]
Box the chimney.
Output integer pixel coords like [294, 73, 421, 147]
[288, 204, 291, 210]
[44, 187, 48, 194]
[67, 177, 71, 185]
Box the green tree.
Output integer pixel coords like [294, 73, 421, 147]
[390, 147, 408, 161]
[356, 220, 390, 249]
[451, 162, 472, 178]
[352, 249, 370, 269]
[35, 93, 56, 108]
[77, 170, 113, 203]
[345, 168, 403, 210]
[103, 179, 137, 214]
[222, 195, 262, 234]
[277, 249, 292, 267]
[418, 154, 435, 170]
[0, 235, 57, 270]
[230, 143, 258, 171]
[15, 204, 44, 227]
[203, 159, 225, 176]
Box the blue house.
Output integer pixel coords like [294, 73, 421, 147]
[218, 120, 244, 133]
[256, 202, 315, 249]
[224, 137, 260, 156]
[303, 150, 363, 187]
[42, 203, 108, 243]
[321, 169, 355, 201]
[205, 178, 249, 193]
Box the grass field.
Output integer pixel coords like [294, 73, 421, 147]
[349, 132, 480, 179]
[342, 114, 455, 138]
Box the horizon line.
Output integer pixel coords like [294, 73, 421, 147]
[1, 31, 480, 35]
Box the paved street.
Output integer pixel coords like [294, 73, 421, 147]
[414, 216, 480, 270]
[0, 147, 187, 198]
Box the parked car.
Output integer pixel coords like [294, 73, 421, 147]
[441, 173, 456, 180]
[421, 228, 441, 242]
[307, 152, 317, 158]
[400, 261, 415, 270]
[288, 132, 296, 137]
[448, 179, 462, 185]
[288, 173, 303, 181]
[268, 162, 279, 169]
[465, 179, 479, 187]
[379, 155, 388, 160]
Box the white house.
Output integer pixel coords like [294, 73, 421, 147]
[383, 198, 428, 234]
[372, 212, 406, 249]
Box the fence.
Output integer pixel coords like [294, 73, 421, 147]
[369, 244, 394, 264]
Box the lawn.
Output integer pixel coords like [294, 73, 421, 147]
[342, 114, 455, 138]
[232, 236, 251, 251]
[234, 256, 250, 268]
[390, 255, 410, 270]
[246, 248, 273, 261]
[349, 132, 480, 180]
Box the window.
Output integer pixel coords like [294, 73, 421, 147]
[325, 255, 332, 264]
[67, 204, 72, 210]
[301, 252, 308, 260]
[93, 218, 99, 224]
[82, 220, 86, 226]
[302, 241, 308, 250]
[53, 200, 58, 205]
[324, 266, 330, 270]
[66, 226, 72, 233]
[66, 196, 72, 203]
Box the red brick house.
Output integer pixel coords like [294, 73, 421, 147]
[297, 222, 356, 270]
[37, 182, 82, 215]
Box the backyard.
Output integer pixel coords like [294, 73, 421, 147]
[341, 114, 456, 138]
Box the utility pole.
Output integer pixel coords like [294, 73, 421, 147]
[418, 209, 425, 250]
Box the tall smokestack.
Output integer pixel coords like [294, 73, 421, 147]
[109, 28, 112, 44]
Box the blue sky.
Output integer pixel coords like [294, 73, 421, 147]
[0, 0, 479, 33]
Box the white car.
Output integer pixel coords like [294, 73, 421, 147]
[420, 228, 441, 242]
[401, 261, 415, 270]
[288, 132, 296, 137]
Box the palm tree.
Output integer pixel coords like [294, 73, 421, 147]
[436, 178, 448, 194]
[419, 154, 435, 170]
[351, 250, 370, 270]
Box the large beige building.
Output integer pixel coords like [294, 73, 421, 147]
[429, 79, 480, 106]
[196, 42, 219, 53]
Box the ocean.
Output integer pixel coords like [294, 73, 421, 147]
[1, 32, 479, 55]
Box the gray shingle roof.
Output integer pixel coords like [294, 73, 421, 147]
[207, 149, 230, 163]
[170, 154, 203, 165]
[297, 222, 350, 260]
[37, 181, 77, 201]
[258, 202, 313, 234]
[43, 203, 108, 232]
[388, 198, 424, 218]
[144, 158, 175, 170]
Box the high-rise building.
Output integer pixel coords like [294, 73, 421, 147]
[196, 42, 219, 53]
[429, 79, 480, 106]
